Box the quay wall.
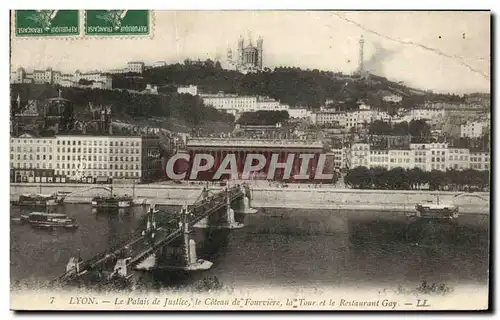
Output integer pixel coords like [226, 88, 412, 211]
[10, 183, 490, 214]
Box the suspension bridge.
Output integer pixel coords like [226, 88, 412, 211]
[52, 182, 257, 286]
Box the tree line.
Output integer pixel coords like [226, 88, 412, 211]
[368, 119, 431, 137]
[60, 87, 234, 125]
[236, 111, 289, 126]
[345, 166, 489, 191]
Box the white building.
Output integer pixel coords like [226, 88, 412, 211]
[345, 141, 488, 173]
[469, 151, 490, 171]
[288, 108, 312, 120]
[369, 149, 390, 170]
[10, 134, 162, 183]
[410, 143, 448, 172]
[406, 108, 446, 121]
[10, 134, 57, 171]
[200, 93, 289, 115]
[460, 121, 488, 138]
[329, 148, 348, 169]
[127, 61, 145, 74]
[368, 149, 415, 171]
[447, 148, 470, 170]
[10, 67, 113, 89]
[348, 143, 370, 168]
[152, 61, 167, 68]
[388, 149, 414, 170]
[345, 110, 391, 128]
[312, 111, 346, 127]
[382, 94, 403, 103]
[177, 85, 198, 96]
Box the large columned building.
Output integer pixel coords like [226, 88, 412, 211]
[172, 138, 331, 182]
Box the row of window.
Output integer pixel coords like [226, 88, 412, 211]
[11, 139, 142, 147]
[55, 170, 141, 177]
[12, 154, 53, 161]
[389, 158, 410, 163]
[449, 155, 469, 161]
[11, 139, 54, 144]
[470, 157, 490, 162]
[471, 164, 489, 169]
[12, 147, 53, 153]
[57, 147, 140, 154]
[11, 163, 51, 169]
[449, 149, 468, 154]
[56, 140, 141, 147]
[57, 163, 140, 170]
[431, 151, 446, 155]
[57, 155, 140, 162]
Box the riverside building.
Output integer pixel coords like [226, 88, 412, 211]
[10, 134, 162, 183]
[344, 142, 488, 172]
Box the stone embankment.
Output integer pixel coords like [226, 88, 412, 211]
[10, 183, 489, 214]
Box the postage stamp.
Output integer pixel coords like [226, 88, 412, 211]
[85, 10, 150, 36]
[14, 10, 79, 37]
[8, 10, 491, 311]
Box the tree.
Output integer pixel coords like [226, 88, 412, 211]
[409, 119, 431, 138]
[78, 79, 94, 85]
[369, 120, 392, 135]
[236, 111, 289, 126]
[345, 166, 371, 189]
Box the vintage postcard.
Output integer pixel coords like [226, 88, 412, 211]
[9, 10, 491, 311]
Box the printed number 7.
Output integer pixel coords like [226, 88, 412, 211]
[49, 297, 55, 304]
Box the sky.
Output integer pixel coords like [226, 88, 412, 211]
[10, 11, 491, 94]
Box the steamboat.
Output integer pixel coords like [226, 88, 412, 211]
[91, 185, 132, 209]
[14, 193, 64, 207]
[14, 212, 79, 230]
[412, 195, 459, 220]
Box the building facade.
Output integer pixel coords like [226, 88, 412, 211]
[460, 121, 488, 138]
[127, 61, 145, 74]
[344, 142, 488, 172]
[200, 93, 288, 116]
[10, 67, 113, 89]
[447, 148, 470, 170]
[177, 85, 198, 96]
[288, 108, 312, 119]
[180, 138, 328, 182]
[10, 134, 162, 183]
[225, 34, 263, 73]
[470, 151, 490, 170]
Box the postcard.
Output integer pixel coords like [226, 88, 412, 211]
[9, 10, 491, 311]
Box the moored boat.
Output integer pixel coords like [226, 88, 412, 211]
[91, 184, 133, 209]
[18, 212, 79, 229]
[14, 193, 63, 206]
[412, 196, 459, 220]
[91, 195, 133, 208]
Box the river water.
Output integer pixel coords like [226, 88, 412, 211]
[10, 204, 489, 292]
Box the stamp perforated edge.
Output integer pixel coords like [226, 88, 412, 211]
[10, 10, 155, 40]
[10, 10, 82, 40]
[81, 10, 155, 40]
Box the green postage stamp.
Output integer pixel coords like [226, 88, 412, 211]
[15, 10, 79, 36]
[85, 10, 150, 35]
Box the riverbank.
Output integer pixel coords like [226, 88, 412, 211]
[10, 183, 490, 214]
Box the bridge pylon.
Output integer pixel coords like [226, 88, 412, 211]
[181, 233, 213, 271]
[233, 183, 258, 214]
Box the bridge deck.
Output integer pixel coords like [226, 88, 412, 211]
[53, 186, 245, 285]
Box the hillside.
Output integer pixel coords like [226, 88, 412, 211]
[10, 84, 235, 128]
[112, 61, 472, 109]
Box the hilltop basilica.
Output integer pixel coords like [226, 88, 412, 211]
[225, 34, 264, 74]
